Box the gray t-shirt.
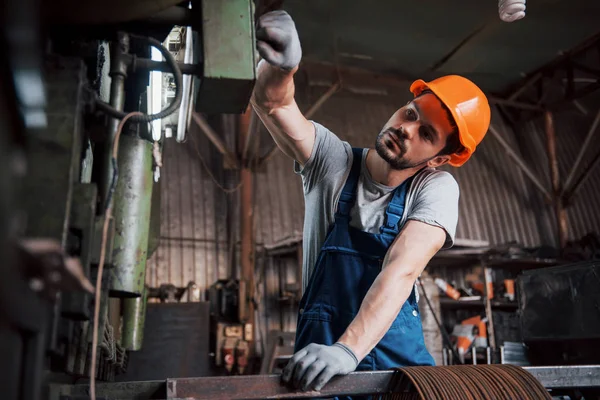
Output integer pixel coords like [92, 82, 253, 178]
[294, 122, 460, 292]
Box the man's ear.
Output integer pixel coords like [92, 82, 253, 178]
[427, 155, 451, 168]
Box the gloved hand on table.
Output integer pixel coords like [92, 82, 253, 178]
[282, 342, 359, 391]
[256, 10, 302, 71]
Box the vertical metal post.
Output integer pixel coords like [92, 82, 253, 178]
[239, 108, 255, 346]
[544, 111, 569, 248]
[122, 287, 148, 351]
[100, 32, 129, 207]
[483, 265, 496, 356]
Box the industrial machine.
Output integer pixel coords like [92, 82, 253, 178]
[0, 1, 257, 399]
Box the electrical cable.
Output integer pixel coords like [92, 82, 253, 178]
[95, 35, 183, 122]
[90, 111, 144, 400]
[417, 277, 463, 365]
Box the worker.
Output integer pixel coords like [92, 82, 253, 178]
[252, 10, 491, 396]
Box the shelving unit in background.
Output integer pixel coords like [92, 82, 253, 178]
[427, 247, 558, 365]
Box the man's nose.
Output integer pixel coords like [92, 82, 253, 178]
[398, 124, 415, 140]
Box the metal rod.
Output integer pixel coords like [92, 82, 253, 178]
[488, 124, 552, 202]
[573, 99, 589, 115]
[305, 82, 341, 119]
[571, 61, 600, 79]
[483, 266, 496, 352]
[565, 147, 600, 203]
[242, 107, 260, 164]
[239, 110, 255, 333]
[160, 366, 600, 399]
[563, 108, 600, 193]
[489, 96, 544, 112]
[508, 72, 543, 101]
[100, 32, 129, 207]
[191, 112, 239, 169]
[544, 111, 568, 248]
[129, 56, 202, 76]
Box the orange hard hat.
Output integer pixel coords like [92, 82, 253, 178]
[410, 75, 491, 167]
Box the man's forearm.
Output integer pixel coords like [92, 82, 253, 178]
[337, 262, 418, 361]
[337, 222, 445, 362]
[251, 60, 297, 113]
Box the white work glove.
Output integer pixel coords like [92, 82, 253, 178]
[282, 343, 359, 391]
[256, 10, 302, 71]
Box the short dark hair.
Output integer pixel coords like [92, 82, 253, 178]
[417, 89, 465, 157]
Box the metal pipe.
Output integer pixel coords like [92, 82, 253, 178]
[243, 109, 261, 163]
[100, 32, 129, 207]
[191, 112, 239, 169]
[508, 72, 543, 101]
[239, 110, 255, 336]
[489, 96, 544, 112]
[563, 108, 600, 193]
[544, 111, 568, 248]
[565, 147, 600, 204]
[488, 124, 552, 202]
[483, 266, 496, 353]
[305, 82, 341, 119]
[110, 135, 154, 297]
[573, 100, 589, 115]
[121, 287, 148, 350]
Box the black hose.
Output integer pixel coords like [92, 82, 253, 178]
[96, 34, 183, 122]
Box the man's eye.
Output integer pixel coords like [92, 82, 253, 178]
[405, 109, 416, 120]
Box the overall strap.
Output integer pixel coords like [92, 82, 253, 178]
[380, 175, 415, 236]
[336, 148, 363, 217]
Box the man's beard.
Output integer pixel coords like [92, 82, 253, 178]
[375, 128, 423, 170]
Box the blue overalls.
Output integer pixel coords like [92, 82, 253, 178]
[295, 148, 434, 399]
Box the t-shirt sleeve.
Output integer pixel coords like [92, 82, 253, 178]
[406, 171, 460, 248]
[294, 121, 350, 194]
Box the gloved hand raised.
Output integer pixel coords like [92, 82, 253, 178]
[256, 10, 302, 71]
[282, 342, 359, 392]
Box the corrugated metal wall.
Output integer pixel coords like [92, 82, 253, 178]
[146, 115, 240, 293]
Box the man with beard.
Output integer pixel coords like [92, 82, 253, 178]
[251, 10, 491, 396]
